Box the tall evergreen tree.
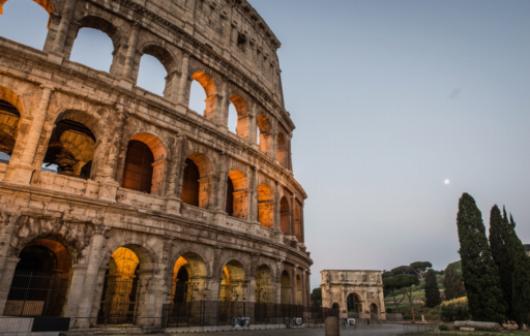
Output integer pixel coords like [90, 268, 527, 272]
[456, 193, 505, 322]
[424, 269, 441, 307]
[489, 205, 514, 320]
[503, 213, 530, 327]
[443, 261, 466, 300]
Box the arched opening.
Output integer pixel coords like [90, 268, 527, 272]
[171, 253, 207, 303]
[180, 154, 209, 208]
[42, 116, 96, 179]
[294, 202, 303, 242]
[257, 183, 274, 228]
[226, 169, 248, 219]
[98, 246, 142, 324]
[280, 197, 290, 235]
[136, 45, 174, 98]
[4, 239, 71, 317]
[69, 17, 117, 72]
[280, 271, 291, 304]
[136, 54, 167, 96]
[219, 260, 245, 302]
[181, 159, 199, 206]
[189, 71, 216, 120]
[121, 133, 166, 194]
[228, 95, 249, 139]
[295, 274, 303, 305]
[122, 141, 154, 193]
[0, 0, 50, 50]
[276, 132, 290, 169]
[370, 303, 379, 320]
[346, 293, 362, 318]
[256, 113, 272, 154]
[0, 99, 20, 162]
[255, 265, 273, 303]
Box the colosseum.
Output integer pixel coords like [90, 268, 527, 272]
[0, 0, 310, 331]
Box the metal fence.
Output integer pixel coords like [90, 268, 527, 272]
[161, 301, 337, 327]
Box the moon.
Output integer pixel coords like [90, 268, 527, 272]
[443, 178, 451, 186]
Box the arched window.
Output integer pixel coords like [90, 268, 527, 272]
[69, 17, 116, 72]
[257, 183, 274, 228]
[294, 201, 303, 242]
[276, 132, 290, 168]
[136, 54, 167, 96]
[5, 239, 71, 317]
[189, 71, 217, 120]
[346, 293, 362, 318]
[181, 158, 199, 206]
[228, 95, 250, 139]
[219, 260, 245, 302]
[295, 274, 303, 305]
[0, 0, 49, 50]
[280, 196, 291, 235]
[171, 253, 207, 303]
[255, 265, 273, 304]
[122, 140, 154, 193]
[0, 99, 20, 162]
[226, 170, 248, 219]
[256, 113, 272, 154]
[42, 117, 96, 179]
[281, 270, 291, 304]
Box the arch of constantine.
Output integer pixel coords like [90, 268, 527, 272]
[0, 0, 310, 330]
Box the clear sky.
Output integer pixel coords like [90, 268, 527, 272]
[2, 0, 530, 289]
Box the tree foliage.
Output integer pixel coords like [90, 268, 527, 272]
[456, 193, 505, 322]
[443, 261, 466, 300]
[311, 288, 322, 308]
[425, 269, 442, 307]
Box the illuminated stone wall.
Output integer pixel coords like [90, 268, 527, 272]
[0, 0, 310, 330]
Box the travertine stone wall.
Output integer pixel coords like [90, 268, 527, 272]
[0, 0, 310, 329]
[321, 270, 386, 320]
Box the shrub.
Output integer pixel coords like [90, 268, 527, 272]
[441, 297, 470, 322]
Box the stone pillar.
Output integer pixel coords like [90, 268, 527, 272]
[0, 213, 17, 277]
[270, 120, 279, 160]
[163, 70, 180, 104]
[44, 0, 78, 57]
[63, 264, 88, 318]
[216, 82, 229, 127]
[75, 233, 106, 328]
[165, 137, 183, 214]
[273, 182, 281, 234]
[118, 23, 140, 82]
[136, 270, 166, 328]
[248, 167, 258, 223]
[248, 103, 258, 146]
[212, 155, 228, 212]
[177, 54, 191, 108]
[0, 257, 19, 315]
[5, 86, 53, 185]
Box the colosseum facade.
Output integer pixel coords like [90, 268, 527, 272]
[0, 0, 310, 330]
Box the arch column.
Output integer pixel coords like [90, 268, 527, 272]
[63, 264, 88, 318]
[0, 257, 19, 315]
[5, 86, 52, 185]
[273, 182, 281, 235]
[211, 155, 228, 214]
[163, 70, 180, 104]
[248, 167, 258, 223]
[118, 23, 140, 82]
[248, 104, 258, 147]
[216, 82, 229, 128]
[44, 0, 78, 56]
[176, 54, 191, 108]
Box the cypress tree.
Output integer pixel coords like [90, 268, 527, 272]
[504, 213, 530, 327]
[443, 261, 466, 300]
[456, 193, 505, 322]
[489, 205, 514, 320]
[424, 269, 441, 307]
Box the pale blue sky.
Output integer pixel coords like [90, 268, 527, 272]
[1, 0, 530, 289]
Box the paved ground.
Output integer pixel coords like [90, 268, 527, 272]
[174, 323, 432, 336]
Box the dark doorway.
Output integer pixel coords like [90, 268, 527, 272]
[346, 293, 361, 318]
[181, 159, 200, 206]
[174, 267, 189, 304]
[225, 177, 234, 216]
[122, 140, 154, 193]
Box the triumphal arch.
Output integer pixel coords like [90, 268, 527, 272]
[0, 0, 310, 330]
[321, 270, 386, 321]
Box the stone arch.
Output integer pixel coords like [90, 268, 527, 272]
[3, 237, 72, 317]
[257, 183, 274, 228]
[346, 292, 362, 318]
[370, 302, 379, 320]
[189, 70, 217, 120]
[41, 110, 99, 179]
[228, 94, 250, 139]
[255, 264, 273, 303]
[180, 153, 210, 208]
[97, 243, 157, 325]
[171, 252, 207, 303]
[276, 131, 290, 169]
[219, 260, 246, 302]
[279, 196, 291, 235]
[280, 270, 291, 304]
[256, 112, 272, 154]
[293, 201, 303, 242]
[226, 169, 248, 219]
[135, 44, 177, 98]
[0, 86, 24, 162]
[121, 133, 167, 194]
[66, 15, 120, 72]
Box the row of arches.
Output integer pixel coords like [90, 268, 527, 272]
[330, 294, 381, 320]
[0, 89, 303, 238]
[0, 1, 291, 168]
[4, 237, 306, 324]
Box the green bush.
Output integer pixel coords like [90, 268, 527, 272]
[441, 301, 470, 321]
